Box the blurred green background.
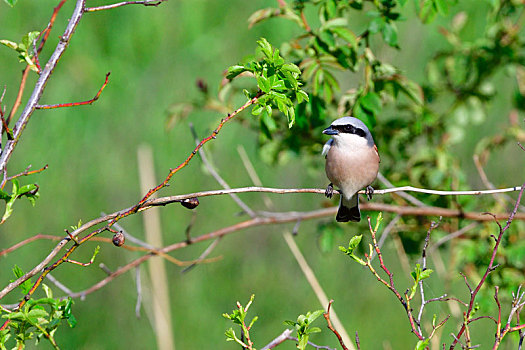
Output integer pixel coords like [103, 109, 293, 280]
[0, 0, 524, 349]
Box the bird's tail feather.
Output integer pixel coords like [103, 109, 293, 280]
[336, 195, 360, 222]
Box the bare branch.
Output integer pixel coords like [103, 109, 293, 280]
[323, 300, 348, 350]
[260, 329, 293, 350]
[35, 72, 111, 109]
[84, 0, 167, 12]
[0, 0, 87, 174]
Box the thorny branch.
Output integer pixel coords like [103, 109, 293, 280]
[449, 181, 525, 349]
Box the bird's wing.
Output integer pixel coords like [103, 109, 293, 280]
[322, 139, 333, 158]
[374, 144, 380, 163]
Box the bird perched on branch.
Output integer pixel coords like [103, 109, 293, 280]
[322, 116, 380, 222]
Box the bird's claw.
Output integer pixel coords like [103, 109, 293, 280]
[365, 185, 374, 201]
[325, 183, 334, 199]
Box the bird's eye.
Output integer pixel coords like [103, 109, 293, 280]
[343, 125, 352, 133]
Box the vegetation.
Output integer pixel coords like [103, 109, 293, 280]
[0, 0, 524, 349]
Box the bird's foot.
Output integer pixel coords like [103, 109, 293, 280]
[365, 185, 374, 201]
[325, 183, 334, 199]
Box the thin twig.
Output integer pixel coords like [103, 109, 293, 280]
[0, 0, 87, 174]
[416, 220, 440, 333]
[46, 274, 73, 296]
[35, 72, 110, 109]
[190, 123, 255, 217]
[450, 181, 525, 349]
[370, 214, 400, 261]
[323, 300, 348, 350]
[84, 0, 166, 12]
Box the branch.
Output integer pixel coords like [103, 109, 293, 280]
[35, 72, 110, 109]
[58, 207, 336, 299]
[323, 300, 348, 350]
[0, 0, 86, 174]
[0, 164, 48, 189]
[450, 181, 525, 349]
[84, 0, 166, 12]
[3, 184, 525, 300]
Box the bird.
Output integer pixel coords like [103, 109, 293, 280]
[322, 116, 380, 222]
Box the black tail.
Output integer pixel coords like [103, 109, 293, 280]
[336, 203, 361, 222]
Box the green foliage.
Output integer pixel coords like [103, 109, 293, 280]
[227, 38, 309, 130]
[0, 179, 39, 224]
[1, 269, 76, 349]
[223, 294, 258, 349]
[0, 31, 40, 71]
[415, 338, 430, 350]
[11, 265, 32, 295]
[284, 309, 324, 350]
[2, 0, 18, 7]
[339, 234, 366, 266]
[409, 263, 433, 299]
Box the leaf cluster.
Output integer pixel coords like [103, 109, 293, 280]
[228, 38, 309, 133]
[1, 267, 76, 349]
[223, 294, 258, 349]
[283, 310, 324, 350]
[0, 179, 39, 224]
[0, 31, 40, 72]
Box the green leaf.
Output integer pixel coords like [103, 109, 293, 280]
[17, 183, 37, 196]
[321, 17, 348, 30]
[252, 104, 264, 116]
[318, 30, 335, 48]
[281, 63, 301, 75]
[0, 39, 18, 50]
[287, 106, 295, 128]
[42, 284, 53, 299]
[434, 0, 448, 16]
[420, 0, 437, 23]
[226, 65, 247, 79]
[359, 92, 382, 116]
[11, 179, 19, 196]
[420, 268, 433, 280]
[307, 310, 324, 323]
[348, 235, 362, 252]
[297, 90, 309, 104]
[261, 109, 277, 132]
[256, 75, 271, 93]
[257, 37, 273, 59]
[382, 22, 398, 47]
[0, 189, 11, 201]
[21, 32, 40, 51]
[3, 0, 18, 7]
[298, 336, 308, 350]
[330, 27, 358, 48]
[306, 326, 321, 334]
[27, 309, 49, 324]
[415, 339, 430, 350]
[12, 265, 33, 295]
[248, 8, 279, 28]
[368, 17, 384, 34]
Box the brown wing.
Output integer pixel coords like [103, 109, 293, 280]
[374, 144, 380, 163]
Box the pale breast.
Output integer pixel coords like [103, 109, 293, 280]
[325, 145, 379, 194]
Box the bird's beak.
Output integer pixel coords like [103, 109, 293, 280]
[322, 126, 339, 135]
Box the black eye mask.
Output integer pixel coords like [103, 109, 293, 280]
[333, 124, 367, 138]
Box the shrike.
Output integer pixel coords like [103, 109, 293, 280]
[322, 116, 380, 222]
